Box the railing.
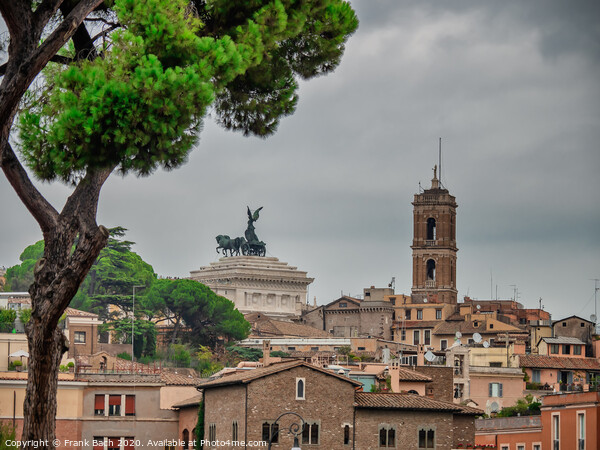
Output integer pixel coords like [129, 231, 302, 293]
[559, 383, 584, 392]
[425, 240, 437, 246]
[425, 280, 436, 288]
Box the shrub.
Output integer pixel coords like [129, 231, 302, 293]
[117, 352, 132, 361]
[67, 362, 75, 368]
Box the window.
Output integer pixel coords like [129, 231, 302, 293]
[262, 422, 278, 443]
[440, 339, 447, 350]
[94, 395, 106, 416]
[378, 426, 395, 448]
[296, 378, 305, 400]
[413, 330, 420, 345]
[551, 344, 560, 354]
[232, 421, 238, 441]
[427, 218, 436, 240]
[552, 414, 560, 450]
[311, 346, 319, 351]
[343, 424, 350, 445]
[288, 346, 296, 351]
[562, 322, 567, 327]
[435, 309, 442, 320]
[401, 329, 406, 341]
[125, 395, 135, 416]
[405, 310, 411, 320]
[424, 330, 431, 346]
[533, 445, 541, 450]
[532, 369, 541, 383]
[574, 345, 582, 355]
[489, 382, 503, 398]
[183, 429, 189, 450]
[581, 322, 585, 327]
[209, 423, 216, 442]
[489, 323, 494, 329]
[109, 395, 121, 416]
[339, 302, 347, 308]
[500, 446, 509, 450]
[563, 344, 571, 355]
[302, 422, 319, 445]
[93, 437, 134, 450]
[426, 259, 436, 280]
[489, 362, 502, 368]
[74, 331, 86, 344]
[578, 412, 585, 450]
[417, 310, 423, 320]
[517, 445, 524, 450]
[418, 429, 434, 449]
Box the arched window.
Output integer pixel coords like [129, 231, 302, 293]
[427, 218, 436, 240]
[183, 429, 189, 449]
[426, 259, 436, 280]
[296, 378, 305, 400]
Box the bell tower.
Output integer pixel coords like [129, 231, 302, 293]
[411, 166, 458, 303]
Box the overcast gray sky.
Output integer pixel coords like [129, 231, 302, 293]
[1, 0, 599, 322]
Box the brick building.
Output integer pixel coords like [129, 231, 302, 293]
[476, 391, 600, 450]
[198, 360, 481, 449]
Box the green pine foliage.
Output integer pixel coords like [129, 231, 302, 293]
[4, 241, 44, 291]
[17, 0, 358, 183]
[195, 400, 205, 449]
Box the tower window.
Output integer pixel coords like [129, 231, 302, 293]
[427, 218, 436, 240]
[426, 260, 436, 280]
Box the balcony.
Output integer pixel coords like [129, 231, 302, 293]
[425, 240, 437, 246]
[425, 280, 436, 288]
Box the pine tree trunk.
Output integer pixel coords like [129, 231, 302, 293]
[20, 219, 109, 449]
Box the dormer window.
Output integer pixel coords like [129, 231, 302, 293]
[296, 378, 305, 400]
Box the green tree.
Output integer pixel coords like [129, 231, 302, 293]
[101, 318, 157, 358]
[71, 227, 156, 318]
[0, 422, 17, 450]
[0, 0, 357, 445]
[4, 241, 44, 292]
[141, 278, 251, 346]
[195, 400, 205, 450]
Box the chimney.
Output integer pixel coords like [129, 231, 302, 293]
[262, 340, 271, 367]
[417, 344, 425, 366]
[389, 361, 400, 393]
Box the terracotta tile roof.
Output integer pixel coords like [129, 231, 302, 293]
[160, 371, 203, 386]
[355, 392, 481, 414]
[245, 313, 332, 338]
[397, 321, 440, 329]
[11, 299, 98, 318]
[540, 337, 586, 345]
[172, 394, 203, 409]
[198, 360, 362, 389]
[391, 367, 432, 382]
[433, 320, 525, 336]
[519, 355, 600, 370]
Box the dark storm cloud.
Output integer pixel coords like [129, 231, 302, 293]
[1, 1, 599, 321]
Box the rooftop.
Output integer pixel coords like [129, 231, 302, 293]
[198, 360, 362, 389]
[355, 392, 481, 414]
[519, 354, 600, 370]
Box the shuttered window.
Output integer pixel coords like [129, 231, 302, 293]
[125, 395, 135, 416]
[94, 395, 105, 415]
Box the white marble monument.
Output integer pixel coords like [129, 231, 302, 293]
[190, 256, 314, 318]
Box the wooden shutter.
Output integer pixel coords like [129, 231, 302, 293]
[125, 395, 135, 415]
[109, 395, 121, 406]
[499, 383, 503, 398]
[95, 395, 105, 410]
[488, 383, 492, 397]
[124, 437, 134, 450]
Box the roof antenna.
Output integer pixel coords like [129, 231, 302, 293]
[438, 137, 442, 187]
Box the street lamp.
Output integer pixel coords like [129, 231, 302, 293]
[131, 285, 145, 366]
[267, 411, 304, 450]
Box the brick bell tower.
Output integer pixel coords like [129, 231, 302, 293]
[411, 165, 458, 303]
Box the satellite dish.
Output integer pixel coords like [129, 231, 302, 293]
[591, 314, 597, 323]
[455, 331, 462, 339]
[424, 298, 428, 303]
[473, 333, 482, 343]
[483, 341, 490, 348]
[424, 351, 435, 362]
[477, 304, 481, 310]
